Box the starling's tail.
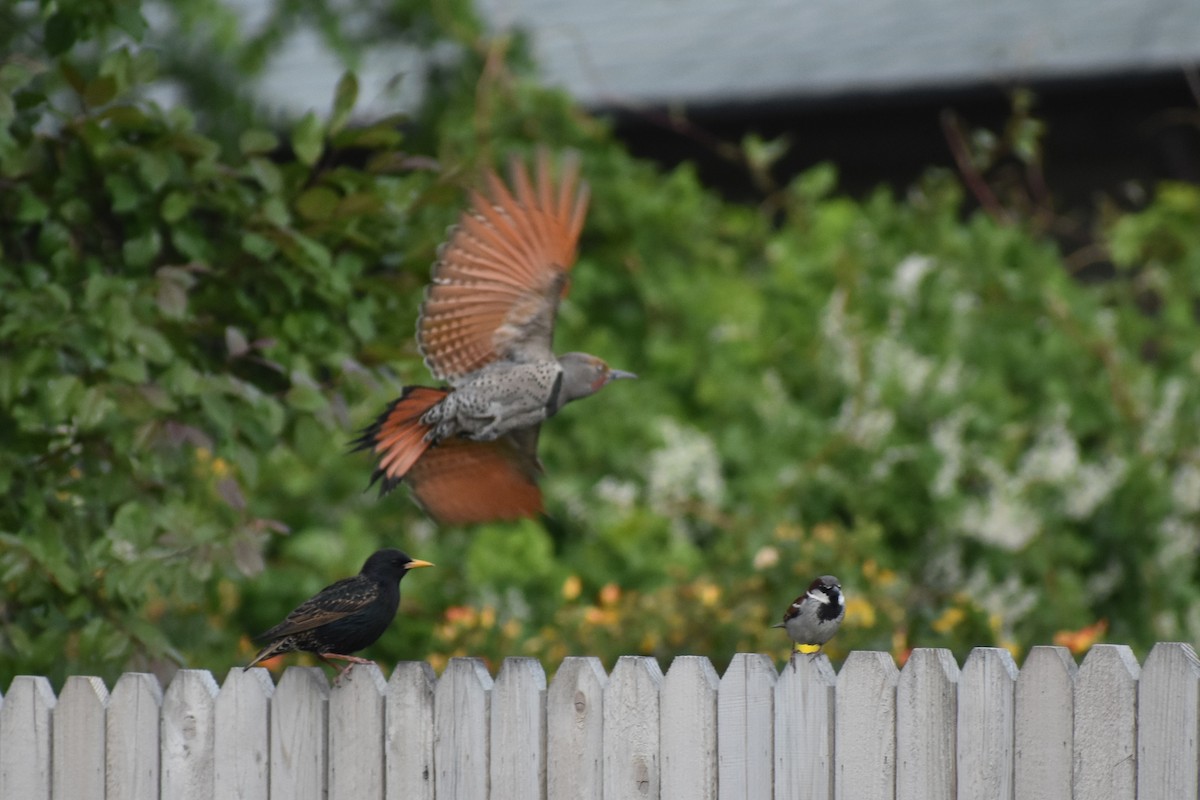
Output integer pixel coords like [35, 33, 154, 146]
[246, 639, 285, 669]
[351, 386, 448, 495]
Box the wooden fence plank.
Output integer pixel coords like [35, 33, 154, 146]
[661, 656, 719, 800]
[386, 661, 437, 800]
[492, 657, 548, 800]
[161, 669, 220, 800]
[1014, 646, 1076, 800]
[1073, 644, 1139, 800]
[957, 647, 1018, 800]
[435, 657, 493, 800]
[329, 663, 387, 800]
[896, 648, 958, 800]
[269, 667, 329, 800]
[604, 656, 663, 800]
[718, 652, 777, 800]
[0, 676, 55, 800]
[52, 675, 109, 800]
[547, 657, 607, 800]
[835, 651, 899, 800]
[107, 672, 163, 800]
[775, 652, 837, 800]
[1137, 642, 1200, 800]
[215, 668, 274, 800]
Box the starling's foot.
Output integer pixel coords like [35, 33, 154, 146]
[318, 653, 377, 685]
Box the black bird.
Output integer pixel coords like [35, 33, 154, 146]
[773, 575, 846, 655]
[247, 549, 433, 678]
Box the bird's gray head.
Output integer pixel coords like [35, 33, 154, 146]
[806, 575, 843, 607]
[556, 352, 637, 405]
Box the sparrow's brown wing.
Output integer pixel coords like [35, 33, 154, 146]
[779, 593, 807, 625]
[254, 576, 379, 642]
[418, 149, 589, 383]
[405, 427, 544, 524]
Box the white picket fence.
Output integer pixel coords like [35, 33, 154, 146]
[0, 643, 1197, 800]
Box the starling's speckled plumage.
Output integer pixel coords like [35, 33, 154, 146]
[351, 150, 635, 525]
[773, 575, 845, 655]
[247, 549, 432, 676]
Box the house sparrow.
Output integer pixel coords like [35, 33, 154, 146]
[773, 575, 845, 654]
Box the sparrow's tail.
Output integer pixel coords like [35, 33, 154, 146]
[351, 386, 448, 495]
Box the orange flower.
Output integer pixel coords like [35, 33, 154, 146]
[1053, 619, 1108, 655]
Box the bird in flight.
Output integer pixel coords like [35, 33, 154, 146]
[354, 150, 635, 524]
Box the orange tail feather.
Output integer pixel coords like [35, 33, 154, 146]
[352, 386, 448, 495]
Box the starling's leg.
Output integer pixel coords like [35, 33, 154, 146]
[317, 653, 378, 686]
[321, 653, 377, 665]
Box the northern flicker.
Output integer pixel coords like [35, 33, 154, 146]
[353, 150, 636, 524]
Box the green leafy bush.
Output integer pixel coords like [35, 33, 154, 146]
[3, 0, 1199, 685]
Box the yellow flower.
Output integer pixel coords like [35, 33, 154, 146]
[696, 582, 721, 607]
[844, 596, 876, 628]
[562, 575, 582, 601]
[812, 523, 837, 544]
[931, 606, 966, 634]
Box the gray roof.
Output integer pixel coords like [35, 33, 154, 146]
[480, 0, 1200, 107]
[223, 0, 1200, 116]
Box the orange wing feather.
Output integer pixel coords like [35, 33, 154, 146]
[418, 150, 590, 382]
[404, 433, 544, 524]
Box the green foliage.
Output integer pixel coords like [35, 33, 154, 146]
[4, 0, 1200, 686]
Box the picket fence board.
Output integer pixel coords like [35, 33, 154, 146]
[603, 656, 663, 800]
[12, 645, 1200, 800]
[160, 669, 219, 800]
[330, 664, 388, 800]
[835, 651, 899, 800]
[0, 676, 55, 800]
[660, 656, 719, 800]
[52, 675, 108, 800]
[386, 661, 437, 800]
[434, 657, 492, 800]
[492, 657, 548, 800]
[896, 648, 958, 800]
[268, 666, 328, 800]
[774, 653, 836, 800]
[1137, 642, 1200, 800]
[717, 652, 775, 800]
[107, 672, 162, 800]
[1073, 645, 1139, 800]
[214, 667, 273, 800]
[547, 657, 607, 800]
[958, 647, 1018, 800]
[1014, 646, 1076, 800]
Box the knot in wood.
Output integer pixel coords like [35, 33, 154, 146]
[573, 690, 587, 714]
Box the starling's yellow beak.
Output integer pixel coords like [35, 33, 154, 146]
[406, 559, 435, 570]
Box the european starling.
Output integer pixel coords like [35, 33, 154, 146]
[247, 549, 433, 678]
[352, 150, 636, 525]
[774, 575, 845, 654]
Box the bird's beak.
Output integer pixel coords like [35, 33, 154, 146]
[406, 559, 435, 570]
[606, 369, 638, 383]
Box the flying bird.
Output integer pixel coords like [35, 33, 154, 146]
[353, 150, 635, 524]
[247, 549, 433, 679]
[774, 575, 845, 655]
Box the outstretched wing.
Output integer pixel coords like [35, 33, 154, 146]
[404, 428, 544, 524]
[418, 149, 589, 382]
[254, 577, 379, 642]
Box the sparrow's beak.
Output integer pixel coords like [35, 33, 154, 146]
[405, 559, 435, 570]
[606, 369, 638, 383]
